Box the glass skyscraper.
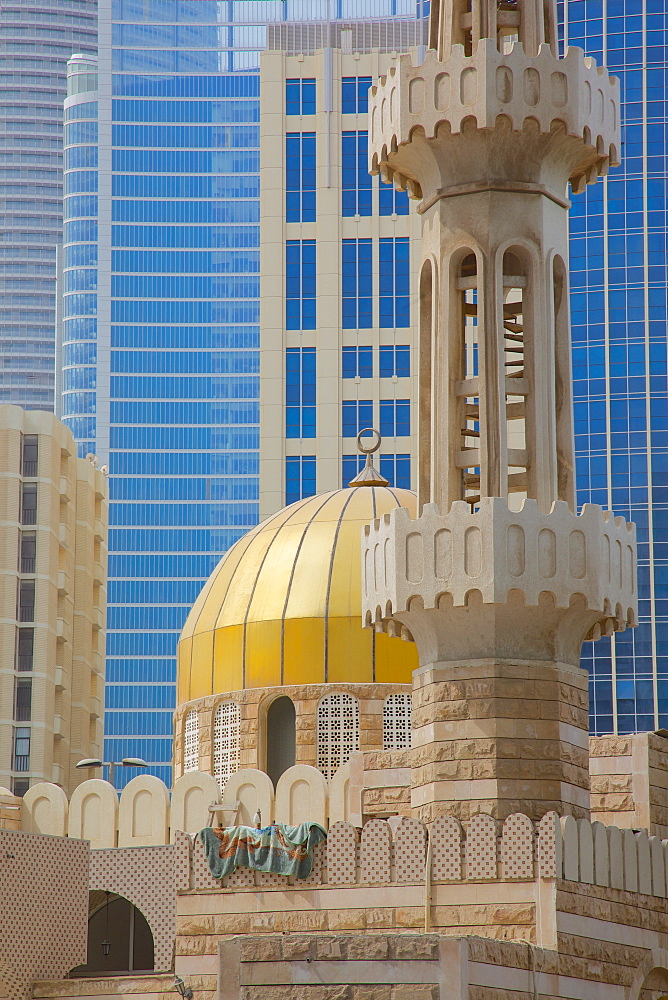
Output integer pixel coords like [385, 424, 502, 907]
[0, 0, 96, 411]
[564, 1, 668, 735]
[61, 0, 425, 785]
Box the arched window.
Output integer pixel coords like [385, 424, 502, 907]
[183, 709, 199, 773]
[383, 693, 412, 749]
[317, 693, 360, 780]
[71, 892, 154, 977]
[266, 695, 296, 787]
[213, 701, 240, 791]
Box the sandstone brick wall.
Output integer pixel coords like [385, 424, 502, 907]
[590, 732, 668, 838]
[32, 975, 176, 999]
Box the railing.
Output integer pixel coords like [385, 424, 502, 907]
[22, 461, 37, 477]
[19, 605, 35, 622]
[17, 655, 33, 671]
[20, 509, 37, 525]
[13, 755, 29, 772]
[20, 558, 35, 573]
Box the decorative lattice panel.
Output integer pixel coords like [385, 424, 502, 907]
[223, 866, 255, 889]
[538, 811, 560, 878]
[183, 709, 199, 773]
[300, 838, 325, 886]
[430, 815, 463, 881]
[382, 692, 412, 749]
[361, 818, 391, 883]
[191, 832, 220, 890]
[394, 817, 426, 882]
[465, 813, 498, 880]
[213, 700, 240, 791]
[326, 822, 357, 884]
[317, 692, 360, 780]
[501, 813, 535, 880]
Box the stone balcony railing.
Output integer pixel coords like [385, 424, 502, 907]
[362, 498, 637, 641]
[368, 41, 620, 196]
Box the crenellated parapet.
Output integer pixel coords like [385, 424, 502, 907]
[362, 497, 637, 652]
[369, 41, 620, 200]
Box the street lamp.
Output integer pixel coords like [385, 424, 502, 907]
[76, 757, 148, 787]
[173, 975, 194, 999]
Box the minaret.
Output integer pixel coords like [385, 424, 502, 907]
[362, 0, 636, 823]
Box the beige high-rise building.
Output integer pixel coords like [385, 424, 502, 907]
[259, 20, 426, 519]
[0, 405, 108, 795]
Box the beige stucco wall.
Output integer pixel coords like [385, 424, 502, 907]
[0, 405, 108, 794]
[259, 45, 421, 518]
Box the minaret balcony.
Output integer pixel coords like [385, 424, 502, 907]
[369, 41, 620, 199]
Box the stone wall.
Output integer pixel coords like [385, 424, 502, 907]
[590, 732, 668, 838]
[32, 976, 176, 999]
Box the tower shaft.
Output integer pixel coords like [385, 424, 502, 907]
[363, 1, 636, 824]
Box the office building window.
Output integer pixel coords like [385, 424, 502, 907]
[418, 0, 431, 17]
[342, 131, 372, 217]
[380, 453, 411, 489]
[286, 132, 316, 223]
[19, 532, 36, 574]
[342, 399, 373, 438]
[342, 239, 372, 329]
[17, 580, 35, 623]
[14, 678, 32, 723]
[383, 693, 412, 749]
[317, 692, 360, 780]
[286, 347, 316, 438]
[12, 777, 29, 797]
[21, 434, 38, 477]
[342, 345, 372, 379]
[379, 345, 410, 378]
[183, 709, 199, 773]
[342, 454, 365, 486]
[342, 76, 372, 115]
[379, 182, 410, 216]
[286, 78, 316, 116]
[379, 237, 410, 328]
[286, 240, 316, 330]
[285, 455, 316, 504]
[16, 628, 34, 672]
[213, 701, 240, 791]
[380, 399, 411, 437]
[20, 482, 37, 525]
[13, 727, 30, 772]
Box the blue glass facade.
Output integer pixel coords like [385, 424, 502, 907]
[0, 0, 96, 411]
[61, 0, 423, 786]
[564, 2, 668, 734]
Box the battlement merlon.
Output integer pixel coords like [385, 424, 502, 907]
[362, 498, 637, 668]
[368, 42, 620, 203]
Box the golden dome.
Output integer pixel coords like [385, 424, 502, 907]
[177, 484, 418, 704]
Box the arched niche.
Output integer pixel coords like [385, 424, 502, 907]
[70, 891, 154, 978]
[68, 778, 118, 849]
[265, 695, 296, 787]
[21, 781, 68, 836]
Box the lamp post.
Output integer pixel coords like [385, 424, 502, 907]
[75, 757, 148, 787]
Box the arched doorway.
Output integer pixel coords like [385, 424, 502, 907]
[70, 891, 154, 977]
[266, 695, 296, 787]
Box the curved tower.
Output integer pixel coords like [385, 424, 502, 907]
[363, 0, 637, 823]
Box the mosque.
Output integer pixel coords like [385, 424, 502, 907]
[4, 1, 668, 998]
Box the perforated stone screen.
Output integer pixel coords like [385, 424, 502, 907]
[183, 709, 199, 773]
[213, 700, 240, 791]
[383, 692, 412, 749]
[317, 693, 360, 779]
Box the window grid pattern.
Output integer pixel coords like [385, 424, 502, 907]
[379, 344, 410, 378]
[286, 132, 316, 222]
[317, 693, 360, 780]
[183, 709, 199, 773]
[380, 399, 411, 438]
[213, 701, 240, 791]
[286, 455, 316, 505]
[342, 399, 373, 438]
[379, 453, 411, 489]
[342, 131, 372, 217]
[286, 347, 316, 438]
[341, 76, 372, 115]
[379, 237, 410, 328]
[383, 693, 412, 749]
[286, 240, 316, 330]
[342, 345, 373, 379]
[379, 181, 410, 216]
[286, 78, 316, 116]
[342, 239, 372, 329]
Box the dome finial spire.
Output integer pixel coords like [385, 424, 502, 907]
[348, 428, 389, 488]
